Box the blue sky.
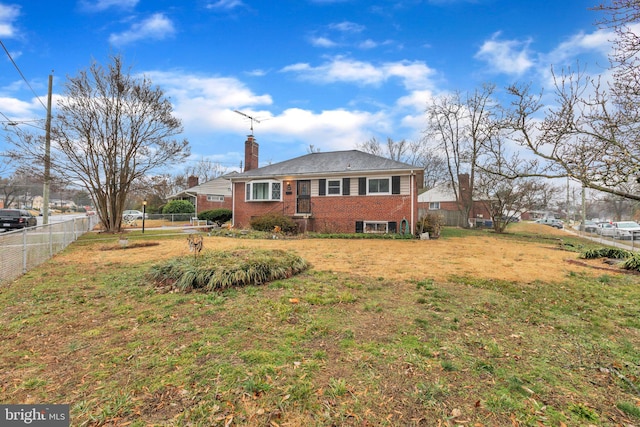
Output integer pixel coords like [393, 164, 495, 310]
[0, 0, 611, 174]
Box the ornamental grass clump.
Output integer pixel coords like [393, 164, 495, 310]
[147, 248, 310, 292]
[581, 247, 632, 260]
[622, 252, 640, 272]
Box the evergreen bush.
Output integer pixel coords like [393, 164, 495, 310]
[198, 209, 232, 225]
[250, 213, 298, 234]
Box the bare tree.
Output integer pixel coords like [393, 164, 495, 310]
[425, 84, 501, 227]
[417, 149, 449, 190]
[184, 158, 227, 183]
[501, 3, 640, 201]
[7, 55, 189, 232]
[358, 136, 447, 188]
[356, 137, 386, 158]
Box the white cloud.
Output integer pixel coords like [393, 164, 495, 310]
[359, 39, 377, 49]
[475, 32, 534, 75]
[81, 0, 139, 12]
[109, 13, 175, 46]
[310, 36, 338, 48]
[329, 21, 365, 33]
[143, 71, 272, 132]
[206, 0, 245, 11]
[271, 108, 388, 151]
[281, 56, 436, 90]
[140, 69, 404, 153]
[0, 3, 20, 38]
[544, 29, 612, 66]
[0, 96, 39, 117]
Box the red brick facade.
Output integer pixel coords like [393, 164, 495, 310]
[196, 193, 233, 212]
[233, 179, 418, 234]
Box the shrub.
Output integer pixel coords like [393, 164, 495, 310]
[198, 209, 232, 225]
[147, 248, 310, 292]
[622, 253, 640, 272]
[250, 213, 298, 234]
[416, 213, 444, 238]
[162, 200, 195, 214]
[581, 247, 632, 259]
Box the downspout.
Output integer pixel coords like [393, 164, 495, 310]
[231, 181, 235, 227]
[185, 192, 198, 217]
[410, 171, 415, 235]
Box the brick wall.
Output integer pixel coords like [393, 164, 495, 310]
[197, 194, 233, 213]
[233, 180, 418, 234]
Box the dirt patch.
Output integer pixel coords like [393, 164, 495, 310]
[76, 223, 607, 284]
[99, 241, 160, 251]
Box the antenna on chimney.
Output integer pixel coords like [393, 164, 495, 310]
[234, 110, 261, 135]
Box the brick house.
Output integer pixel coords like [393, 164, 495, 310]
[417, 174, 492, 227]
[229, 136, 423, 234]
[168, 173, 235, 213]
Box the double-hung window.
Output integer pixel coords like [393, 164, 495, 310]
[368, 178, 390, 194]
[327, 179, 341, 195]
[245, 181, 281, 201]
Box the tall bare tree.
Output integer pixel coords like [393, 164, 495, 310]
[501, 2, 640, 201]
[425, 84, 501, 227]
[7, 55, 189, 232]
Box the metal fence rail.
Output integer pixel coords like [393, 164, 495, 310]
[0, 216, 100, 285]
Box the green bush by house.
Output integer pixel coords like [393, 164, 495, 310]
[162, 200, 195, 214]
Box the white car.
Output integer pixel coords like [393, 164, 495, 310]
[596, 222, 616, 237]
[122, 210, 148, 220]
[613, 221, 640, 240]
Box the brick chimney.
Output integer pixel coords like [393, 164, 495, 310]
[244, 135, 259, 172]
[458, 173, 471, 206]
[188, 175, 199, 188]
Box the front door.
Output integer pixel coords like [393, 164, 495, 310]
[296, 180, 311, 214]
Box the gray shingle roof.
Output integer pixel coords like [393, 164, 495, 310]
[231, 150, 416, 179]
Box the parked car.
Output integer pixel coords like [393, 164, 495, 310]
[613, 221, 640, 240]
[596, 222, 616, 237]
[535, 218, 563, 229]
[578, 220, 598, 233]
[0, 209, 38, 231]
[122, 210, 148, 220]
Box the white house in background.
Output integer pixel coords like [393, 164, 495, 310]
[168, 173, 236, 213]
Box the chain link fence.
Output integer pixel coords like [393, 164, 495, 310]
[0, 216, 100, 285]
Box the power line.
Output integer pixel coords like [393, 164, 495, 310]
[0, 39, 48, 112]
[0, 110, 45, 130]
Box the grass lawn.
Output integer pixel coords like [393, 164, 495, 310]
[1, 223, 639, 426]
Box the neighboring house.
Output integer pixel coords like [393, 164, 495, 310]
[417, 174, 492, 227]
[229, 136, 423, 234]
[168, 173, 235, 213]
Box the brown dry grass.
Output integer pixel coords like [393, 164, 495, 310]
[85, 222, 599, 283]
[4, 221, 639, 426]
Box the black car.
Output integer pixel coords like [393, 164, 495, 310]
[0, 209, 38, 231]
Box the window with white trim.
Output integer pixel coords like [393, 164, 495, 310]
[327, 179, 341, 195]
[429, 202, 440, 210]
[368, 178, 390, 194]
[245, 181, 282, 201]
[364, 221, 388, 233]
[207, 195, 225, 202]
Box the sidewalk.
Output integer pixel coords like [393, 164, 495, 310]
[567, 227, 640, 251]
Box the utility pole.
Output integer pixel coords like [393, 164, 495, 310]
[42, 74, 52, 225]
